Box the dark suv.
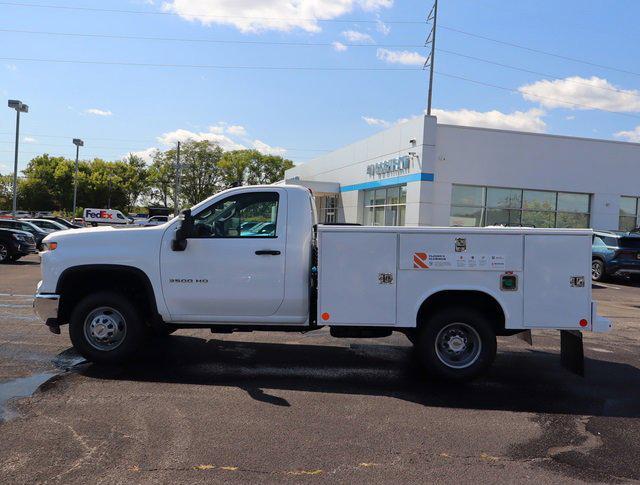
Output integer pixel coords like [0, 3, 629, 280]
[592, 230, 640, 281]
[0, 219, 51, 249]
[0, 228, 37, 263]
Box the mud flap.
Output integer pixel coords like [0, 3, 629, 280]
[516, 330, 533, 345]
[560, 330, 584, 377]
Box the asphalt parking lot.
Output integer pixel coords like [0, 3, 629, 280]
[1, 256, 639, 483]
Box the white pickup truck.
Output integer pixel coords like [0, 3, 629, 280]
[34, 185, 611, 380]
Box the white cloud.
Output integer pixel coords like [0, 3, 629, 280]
[362, 108, 547, 133]
[226, 125, 247, 136]
[433, 108, 547, 133]
[376, 48, 426, 66]
[332, 41, 347, 52]
[615, 126, 640, 143]
[361, 116, 390, 127]
[341, 30, 374, 43]
[23, 136, 37, 143]
[161, 0, 393, 33]
[519, 76, 640, 112]
[125, 147, 159, 163]
[85, 108, 113, 116]
[565, 115, 576, 120]
[376, 18, 390, 35]
[252, 139, 287, 156]
[5, 64, 17, 71]
[157, 127, 245, 151]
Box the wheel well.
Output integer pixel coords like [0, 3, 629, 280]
[56, 265, 158, 325]
[416, 290, 508, 335]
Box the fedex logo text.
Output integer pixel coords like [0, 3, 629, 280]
[85, 210, 113, 219]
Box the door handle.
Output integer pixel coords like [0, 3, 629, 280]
[255, 250, 281, 255]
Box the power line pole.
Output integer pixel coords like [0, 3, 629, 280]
[424, 0, 438, 116]
[173, 141, 181, 216]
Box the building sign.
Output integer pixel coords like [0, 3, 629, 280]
[366, 155, 410, 177]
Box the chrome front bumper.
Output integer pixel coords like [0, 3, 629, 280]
[33, 293, 60, 325]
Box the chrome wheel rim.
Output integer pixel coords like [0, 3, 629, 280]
[0, 244, 7, 262]
[592, 261, 602, 280]
[435, 322, 482, 369]
[83, 306, 127, 351]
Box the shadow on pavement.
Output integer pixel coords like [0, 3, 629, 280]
[78, 335, 640, 418]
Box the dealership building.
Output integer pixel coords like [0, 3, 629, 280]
[284, 115, 640, 232]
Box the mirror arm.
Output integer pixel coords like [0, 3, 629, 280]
[172, 208, 193, 252]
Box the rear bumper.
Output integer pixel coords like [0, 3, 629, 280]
[33, 293, 60, 326]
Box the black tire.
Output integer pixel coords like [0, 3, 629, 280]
[0, 242, 11, 264]
[592, 259, 606, 282]
[69, 291, 147, 364]
[416, 308, 497, 382]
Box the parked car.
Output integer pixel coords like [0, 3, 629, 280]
[0, 219, 52, 250]
[24, 218, 68, 232]
[0, 228, 36, 263]
[42, 216, 82, 229]
[592, 230, 640, 281]
[135, 215, 169, 227]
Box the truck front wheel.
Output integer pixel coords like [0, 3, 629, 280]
[69, 291, 147, 364]
[416, 308, 496, 381]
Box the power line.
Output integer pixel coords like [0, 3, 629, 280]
[0, 27, 422, 49]
[3, 2, 638, 79]
[0, 133, 331, 152]
[0, 2, 425, 24]
[439, 25, 640, 79]
[0, 56, 419, 71]
[437, 48, 640, 100]
[2, 54, 639, 118]
[1, 28, 638, 100]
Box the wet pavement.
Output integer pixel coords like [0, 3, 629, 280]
[0, 255, 639, 483]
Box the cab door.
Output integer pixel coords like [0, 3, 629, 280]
[160, 189, 287, 321]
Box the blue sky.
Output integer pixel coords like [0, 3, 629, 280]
[1, 0, 639, 174]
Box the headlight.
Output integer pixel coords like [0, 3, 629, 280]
[12, 233, 30, 242]
[42, 241, 58, 251]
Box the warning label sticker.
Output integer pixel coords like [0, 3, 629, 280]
[412, 253, 506, 270]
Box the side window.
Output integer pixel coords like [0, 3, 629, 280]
[593, 236, 605, 247]
[20, 223, 33, 232]
[603, 237, 618, 247]
[193, 192, 279, 238]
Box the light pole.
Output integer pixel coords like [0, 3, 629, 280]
[72, 138, 84, 218]
[7, 100, 29, 218]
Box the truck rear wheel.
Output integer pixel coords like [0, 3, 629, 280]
[69, 291, 147, 364]
[416, 308, 496, 381]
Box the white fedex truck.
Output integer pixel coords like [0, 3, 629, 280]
[35, 185, 611, 381]
[83, 208, 130, 226]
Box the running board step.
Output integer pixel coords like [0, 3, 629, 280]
[330, 327, 392, 338]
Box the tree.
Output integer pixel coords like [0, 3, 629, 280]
[0, 173, 14, 210]
[147, 150, 174, 208]
[219, 149, 294, 187]
[178, 140, 224, 206]
[115, 154, 149, 212]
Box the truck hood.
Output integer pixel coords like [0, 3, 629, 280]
[39, 223, 172, 294]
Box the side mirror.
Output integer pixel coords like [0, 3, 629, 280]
[172, 209, 194, 251]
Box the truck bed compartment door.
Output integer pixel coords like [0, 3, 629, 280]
[319, 232, 397, 325]
[523, 235, 592, 329]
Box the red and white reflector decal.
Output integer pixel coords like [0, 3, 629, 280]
[413, 252, 429, 269]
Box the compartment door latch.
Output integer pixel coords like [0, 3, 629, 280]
[378, 273, 394, 284]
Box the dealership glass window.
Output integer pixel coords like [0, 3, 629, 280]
[363, 185, 406, 226]
[316, 195, 338, 224]
[449, 185, 591, 228]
